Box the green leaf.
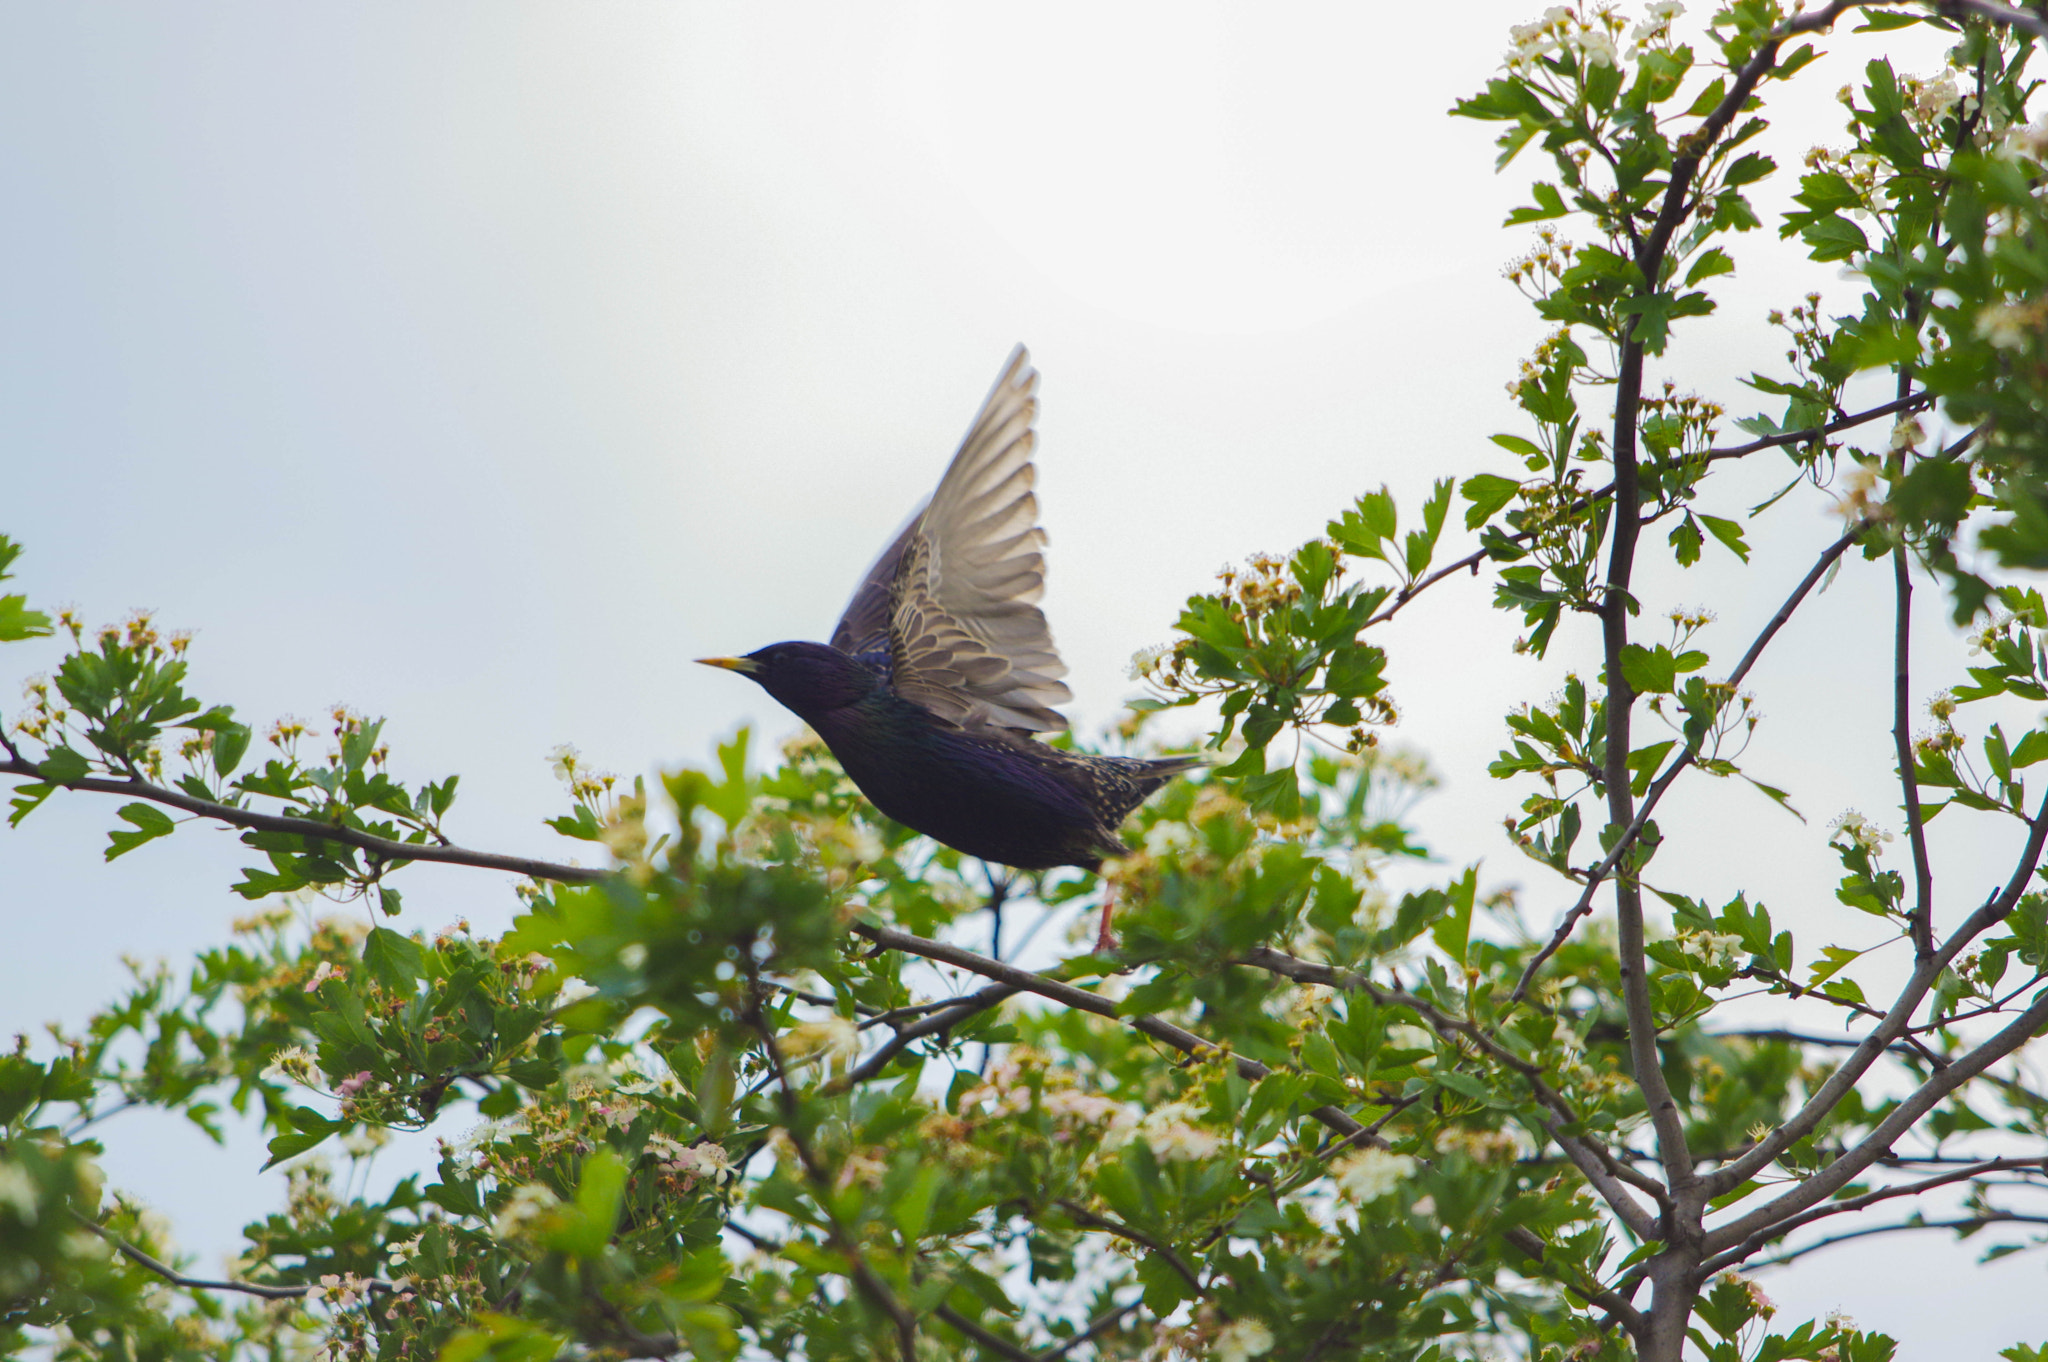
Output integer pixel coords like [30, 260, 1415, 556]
[106, 802, 176, 860]
[1698, 514, 1751, 562]
[1429, 867, 1478, 966]
[213, 722, 253, 777]
[0, 593, 52, 643]
[364, 926, 426, 991]
[1684, 247, 1735, 287]
[1135, 1253, 1193, 1316]
[1462, 472, 1522, 529]
[1505, 181, 1568, 225]
[37, 747, 91, 783]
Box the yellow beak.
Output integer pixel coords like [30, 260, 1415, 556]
[696, 656, 762, 675]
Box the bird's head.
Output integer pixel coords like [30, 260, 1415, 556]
[697, 642, 879, 721]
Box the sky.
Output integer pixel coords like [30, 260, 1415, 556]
[0, 2, 2038, 1352]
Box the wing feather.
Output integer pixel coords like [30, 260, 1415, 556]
[842, 345, 1072, 733]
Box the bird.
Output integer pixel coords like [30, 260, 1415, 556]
[698, 345, 1203, 950]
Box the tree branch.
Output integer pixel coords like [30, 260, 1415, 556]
[741, 982, 920, 1361]
[1508, 522, 1864, 1007]
[935, 1304, 1039, 1361]
[832, 984, 1020, 1089]
[1055, 1200, 1203, 1294]
[0, 756, 607, 885]
[1700, 1156, 2048, 1275]
[1748, 1211, 2048, 1270]
[851, 923, 1377, 1145]
[71, 1210, 398, 1302]
[1941, 0, 2048, 41]
[1705, 982, 2048, 1252]
[1710, 782, 2048, 1198]
[1234, 945, 1664, 1238]
[1033, 1301, 1142, 1360]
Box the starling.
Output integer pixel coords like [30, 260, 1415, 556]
[699, 346, 1202, 946]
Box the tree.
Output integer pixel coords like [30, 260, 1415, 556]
[8, 2, 2048, 1358]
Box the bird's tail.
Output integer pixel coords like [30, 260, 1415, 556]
[1135, 752, 1212, 779]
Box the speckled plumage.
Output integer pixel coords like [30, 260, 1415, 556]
[701, 347, 1201, 878]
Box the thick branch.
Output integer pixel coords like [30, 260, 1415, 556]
[1601, 318, 1696, 1204]
[1705, 983, 2048, 1251]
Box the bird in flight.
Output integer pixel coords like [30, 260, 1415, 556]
[699, 346, 1202, 950]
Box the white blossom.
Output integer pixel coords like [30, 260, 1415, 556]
[548, 743, 580, 783]
[784, 1014, 861, 1069]
[1143, 820, 1196, 857]
[493, 1182, 560, 1241]
[553, 977, 598, 1006]
[0, 1162, 37, 1220]
[1914, 73, 1960, 121]
[262, 1044, 320, 1087]
[1975, 301, 2036, 350]
[1215, 1317, 1276, 1362]
[1126, 643, 1173, 680]
[648, 1135, 736, 1190]
[1042, 1089, 1132, 1126]
[1137, 1101, 1224, 1162]
[1331, 1147, 1416, 1203]
[1569, 28, 1619, 67]
[1675, 928, 1744, 968]
[1723, 1271, 1777, 1317]
[1829, 810, 1894, 856]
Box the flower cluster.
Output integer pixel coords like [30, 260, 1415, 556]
[1331, 1147, 1416, 1203]
[646, 1134, 737, 1193]
[1673, 927, 1744, 970]
[1504, 4, 1632, 74]
[1504, 237, 1578, 304]
[1829, 810, 1894, 857]
[1974, 297, 2047, 351]
[548, 742, 618, 807]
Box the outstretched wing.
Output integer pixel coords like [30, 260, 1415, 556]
[830, 346, 1072, 733]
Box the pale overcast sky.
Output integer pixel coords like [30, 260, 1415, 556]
[0, 3, 2031, 1351]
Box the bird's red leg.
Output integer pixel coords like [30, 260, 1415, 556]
[1094, 880, 1119, 953]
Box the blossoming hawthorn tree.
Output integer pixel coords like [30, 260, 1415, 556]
[13, 2, 2048, 1360]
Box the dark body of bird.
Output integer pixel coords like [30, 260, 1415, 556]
[700, 346, 1201, 890]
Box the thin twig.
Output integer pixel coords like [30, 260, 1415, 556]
[1033, 1301, 1142, 1360]
[1748, 1210, 2048, 1269]
[71, 1211, 395, 1302]
[1234, 946, 1665, 1236]
[741, 980, 920, 1361]
[833, 984, 1020, 1088]
[1700, 1156, 2048, 1276]
[935, 1305, 1038, 1361]
[0, 756, 607, 885]
[1507, 521, 1864, 1007]
[1055, 1200, 1203, 1293]
[851, 923, 1377, 1145]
